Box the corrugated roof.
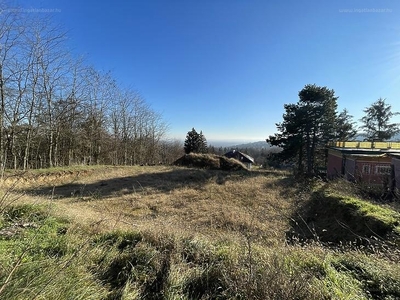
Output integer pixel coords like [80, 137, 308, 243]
[346, 153, 386, 158]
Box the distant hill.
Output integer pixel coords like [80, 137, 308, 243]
[209, 141, 270, 149]
[353, 133, 400, 141]
[229, 141, 271, 149]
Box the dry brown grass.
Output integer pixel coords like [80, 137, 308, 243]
[3, 166, 400, 299]
[173, 152, 250, 171]
[7, 166, 293, 246]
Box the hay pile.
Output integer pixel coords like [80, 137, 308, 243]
[173, 153, 248, 171]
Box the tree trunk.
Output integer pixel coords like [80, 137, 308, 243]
[298, 137, 304, 174]
[0, 65, 5, 176]
[23, 128, 31, 170]
[306, 131, 312, 175]
[49, 129, 53, 168]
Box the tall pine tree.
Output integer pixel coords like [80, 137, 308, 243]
[198, 131, 208, 153]
[360, 98, 400, 141]
[184, 128, 208, 154]
[267, 84, 338, 175]
[335, 109, 357, 141]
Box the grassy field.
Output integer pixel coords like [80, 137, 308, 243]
[1, 165, 400, 299]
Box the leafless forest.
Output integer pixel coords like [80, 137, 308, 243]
[0, 5, 185, 172]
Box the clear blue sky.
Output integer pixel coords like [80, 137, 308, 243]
[16, 0, 400, 144]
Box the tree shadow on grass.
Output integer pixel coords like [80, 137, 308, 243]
[23, 168, 264, 200]
[286, 185, 400, 250]
[263, 170, 297, 197]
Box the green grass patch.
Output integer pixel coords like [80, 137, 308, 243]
[289, 186, 400, 246]
[339, 196, 400, 234]
[0, 204, 108, 300]
[331, 251, 400, 299]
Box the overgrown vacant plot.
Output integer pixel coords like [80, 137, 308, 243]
[12, 166, 292, 244]
[1, 166, 400, 299]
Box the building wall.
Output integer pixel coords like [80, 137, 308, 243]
[354, 157, 392, 185]
[345, 158, 356, 181]
[327, 150, 343, 178]
[327, 147, 399, 187]
[392, 158, 400, 190]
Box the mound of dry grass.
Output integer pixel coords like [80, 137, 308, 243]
[173, 153, 248, 171]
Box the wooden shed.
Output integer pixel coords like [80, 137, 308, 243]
[224, 150, 254, 169]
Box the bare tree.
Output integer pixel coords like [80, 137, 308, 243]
[79, 68, 114, 165]
[159, 139, 184, 164]
[0, 5, 25, 174]
[0, 3, 170, 170]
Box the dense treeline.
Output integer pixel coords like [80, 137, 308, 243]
[0, 5, 182, 171]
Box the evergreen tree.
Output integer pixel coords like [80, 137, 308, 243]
[198, 130, 208, 153]
[184, 128, 208, 154]
[360, 98, 400, 141]
[335, 109, 357, 141]
[268, 103, 306, 173]
[267, 84, 338, 175]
